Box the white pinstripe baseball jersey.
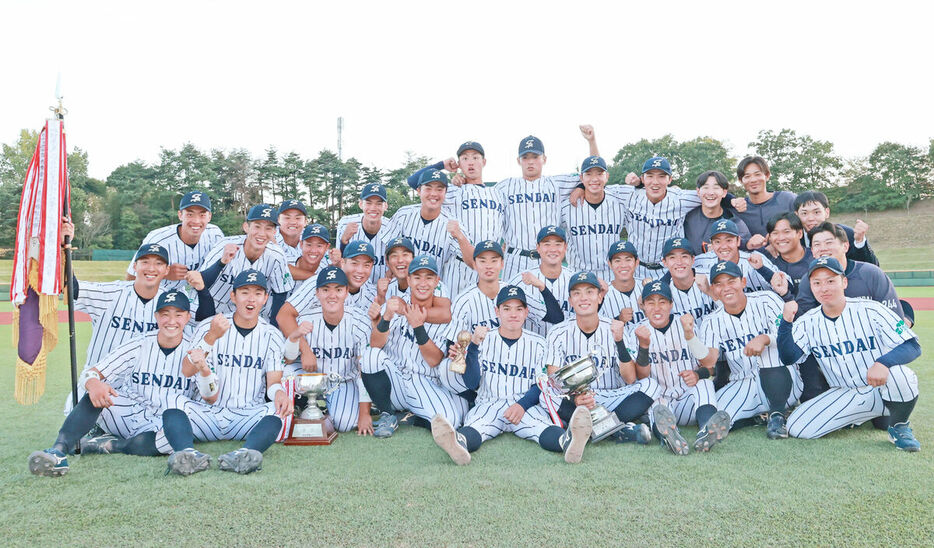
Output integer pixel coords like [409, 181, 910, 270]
[275, 230, 303, 263]
[694, 250, 781, 293]
[475, 329, 547, 402]
[668, 279, 717, 326]
[294, 311, 370, 380]
[545, 317, 624, 391]
[191, 314, 285, 409]
[335, 214, 401, 283]
[125, 223, 225, 292]
[95, 333, 197, 407]
[495, 174, 579, 251]
[380, 295, 449, 378]
[390, 205, 472, 271]
[200, 235, 295, 318]
[444, 283, 547, 343]
[507, 267, 574, 336]
[698, 291, 785, 381]
[600, 283, 646, 326]
[289, 261, 325, 294]
[560, 195, 628, 277]
[790, 298, 916, 389]
[442, 183, 505, 244]
[607, 185, 702, 265]
[75, 281, 163, 370]
[624, 317, 697, 400]
[287, 280, 377, 318]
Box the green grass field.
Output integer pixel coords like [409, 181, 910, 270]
[1, 311, 933, 546]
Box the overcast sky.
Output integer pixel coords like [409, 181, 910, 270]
[2, 1, 932, 182]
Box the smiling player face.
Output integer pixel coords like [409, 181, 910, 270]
[609, 253, 638, 282]
[740, 164, 770, 196]
[155, 306, 190, 341]
[642, 294, 673, 328]
[518, 153, 545, 180]
[496, 300, 528, 331]
[663, 250, 694, 281]
[581, 167, 608, 194]
[418, 182, 447, 213]
[473, 251, 503, 282]
[316, 283, 348, 315]
[242, 220, 277, 250]
[301, 238, 328, 265]
[343, 256, 374, 290]
[769, 219, 804, 257]
[360, 196, 388, 222]
[710, 274, 746, 309]
[386, 248, 413, 280]
[796, 201, 830, 232]
[698, 177, 727, 208]
[178, 206, 211, 241]
[230, 285, 269, 322]
[536, 236, 566, 267]
[277, 210, 306, 239]
[810, 231, 847, 263]
[133, 256, 169, 290]
[569, 284, 599, 316]
[642, 169, 671, 202]
[809, 269, 848, 306]
[409, 270, 439, 301]
[709, 234, 740, 263]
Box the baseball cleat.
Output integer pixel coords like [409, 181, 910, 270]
[373, 412, 400, 439]
[563, 406, 593, 464]
[888, 421, 921, 452]
[611, 422, 652, 445]
[166, 448, 212, 476]
[766, 412, 789, 440]
[218, 448, 263, 474]
[694, 410, 731, 453]
[653, 404, 689, 456]
[29, 449, 69, 477]
[79, 434, 120, 454]
[431, 415, 471, 465]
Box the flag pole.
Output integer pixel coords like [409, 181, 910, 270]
[52, 84, 79, 416]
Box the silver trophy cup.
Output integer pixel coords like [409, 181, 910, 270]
[549, 347, 625, 442]
[292, 373, 341, 420]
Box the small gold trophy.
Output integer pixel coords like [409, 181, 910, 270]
[449, 331, 472, 374]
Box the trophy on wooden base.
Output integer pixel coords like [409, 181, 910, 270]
[283, 373, 339, 446]
[548, 346, 625, 442]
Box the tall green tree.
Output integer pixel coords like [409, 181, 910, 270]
[608, 134, 733, 189]
[868, 141, 933, 210]
[747, 129, 843, 193]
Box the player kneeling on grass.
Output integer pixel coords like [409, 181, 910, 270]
[777, 257, 922, 451]
[431, 286, 593, 465]
[283, 266, 374, 435]
[29, 291, 196, 477]
[627, 280, 731, 454]
[161, 269, 292, 475]
[693, 260, 802, 439]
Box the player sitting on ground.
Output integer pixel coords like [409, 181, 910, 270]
[288, 224, 331, 290]
[627, 280, 731, 454]
[778, 258, 921, 451]
[430, 286, 594, 465]
[29, 291, 197, 477]
[795, 190, 878, 266]
[283, 266, 374, 435]
[336, 183, 400, 284]
[507, 225, 578, 336]
[695, 219, 784, 296]
[599, 240, 645, 326]
[275, 199, 308, 263]
[693, 260, 802, 439]
[683, 170, 755, 254]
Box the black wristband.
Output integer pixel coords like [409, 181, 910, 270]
[616, 340, 631, 363]
[413, 325, 430, 345]
[695, 367, 711, 380]
[636, 346, 650, 367]
[376, 318, 390, 333]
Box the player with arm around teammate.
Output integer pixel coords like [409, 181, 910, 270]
[599, 240, 645, 326]
[275, 199, 308, 263]
[778, 258, 921, 451]
[430, 285, 594, 465]
[288, 223, 331, 290]
[794, 190, 877, 266]
[694, 219, 784, 296]
[507, 225, 578, 336]
[283, 266, 374, 435]
[336, 183, 400, 284]
[657, 237, 717, 326]
[627, 280, 731, 454]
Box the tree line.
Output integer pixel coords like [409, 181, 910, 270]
[0, 128, 932, 251]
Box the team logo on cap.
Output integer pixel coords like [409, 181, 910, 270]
[418, 257, 430, 266]
[392, 238, 403, 245]
[650, 281, 662, 291]
[357, 243, 368, 253]
[524, 139, 535, 149]
[652, 159, 662, 167]
[164, 292, 177, 302]
[577, 273, 588, 281]
[483, 241, 494, 248]
[190, 193, 202, 202]
[369, 184, 379, 192]
[672, 238, 682, 246]
[148, 244, 161, 253]
[816, 257, 829, 266]
[326, 269, 337, 280]
[245, 272, 258, 283]
[463, 141, 473, 146]
[431, 171, 441, 179]
[261, 207, 272, 218]
[715, 262, 726, 272]
[590, 158, 599, 165]
[716, 221, 727, 230]
[310, 226, 320, 233]
[547, 226, 556, 233]
[508, 287, 518, 296]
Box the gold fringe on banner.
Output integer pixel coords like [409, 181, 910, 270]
[13, 259, 61, 405]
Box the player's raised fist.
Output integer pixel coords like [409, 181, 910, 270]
[866, 362, 889, 387]
[376, 277, 389, 298]
[367, 301, 381, 322]
[731, 198, 747, 213]
[341, 222, 359, 244]
[451, 172, 466, 187]
[186, 270, 205, 291]
[635, 325, 652, 347]
[288, 321, 314, 342]
[569, 186, 585, 207]
[748, 252, 764, 269]
[504, 403, 525, 425]
[221, 244, 239, 264]
[618, 307, 634, 324]
[598, 278, 609, 299]
[610, 319, 625, 342]
[771, 272, 789, 296]
[625, 172, 641, 186]
[209, 314, 231, 338]
[446, 219, 463, 238]
[443, 157, 459, 172]
[782, 301, 798, 322]
[746, 234, 767, 250]
[678, 369, 700, 387]
[854, 219, 869, 243]
[679, 313, 695, 335]
[403, 303, 427, 328]
[471, 325, 490, 345]
[384, 296, 405, 319]
[743, 336, 767, 357]
[328, 248, 343, 267]
[579, 124, 595, 141]
[521, 271, 545, 291]
[167, 263, 189, 281]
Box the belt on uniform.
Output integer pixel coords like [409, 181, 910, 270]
[506, 247, 540, 260]
[642, 262, 664, 270]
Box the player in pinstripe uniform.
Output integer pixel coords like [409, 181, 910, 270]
[288, 224, 331, 292]
[545, 272, 659, 445]
[430, 286, 594, 465]
[124, 190, 224, 295]
[374, 237, 452, 328]
[161, 269, 292, 474]
[361, 255, 468, 437]
[626, 280, 731, 454]
[777, 257, 921, 451]
[29, 292, 200, 476]
[283, 267, 374, 435]
[692, 260, 802, 439]
[336, 183, 400, 284]
[391, 170, 476, 299]
[694, 219, 783, 295]
[599, 240, 645, 326]
[657, 237, 717, 325]
[198, 204, 294, 325]
[497, 128, 597, 281]
[275, 199, 308, 263]
[507, 225, 576, 336]
[561, 156, 628, 283]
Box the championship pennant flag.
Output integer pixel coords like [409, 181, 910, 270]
[10, 119, 71, 405]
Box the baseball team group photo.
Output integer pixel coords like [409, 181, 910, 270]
[2, 3, 932, 546]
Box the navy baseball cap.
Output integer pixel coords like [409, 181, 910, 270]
[607, 240, 638, 260]
[301, 224, 330, 243]
[278, 199, 307, 216]
[496, 285, 527, 307]
[901, 299, 916, 327]
[642, 156, 672, 175]
[710, 260, 743, 282]
[642, 279, 673, 301]
[232, 269, 268, 290]
[360, 183, 388, 201]
[316, 266, 349, 288]
[344, 240, 376, 261]
[581, 156, 607, 173]
[179, 191, 212, 212]
[568, 271, 600, 291]
[807, 256, 845, 277]
[409, 254, 440, 276]
[246, 204, 279, 225]
[537, 225, 567, 243]
[156, 290, 190, 312]
[417, 169, 449, 187]
[385, 236, 415, 256]
[709, 219, 741, 238]
[473, 240, 504, 259]
[457, 141, 485, 157]
[518, 135, 544, 157]
[135, 243, 169, 263]
[663, 237, 694, 257]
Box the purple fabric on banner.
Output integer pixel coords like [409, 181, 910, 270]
[18, 286, 43, 364]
